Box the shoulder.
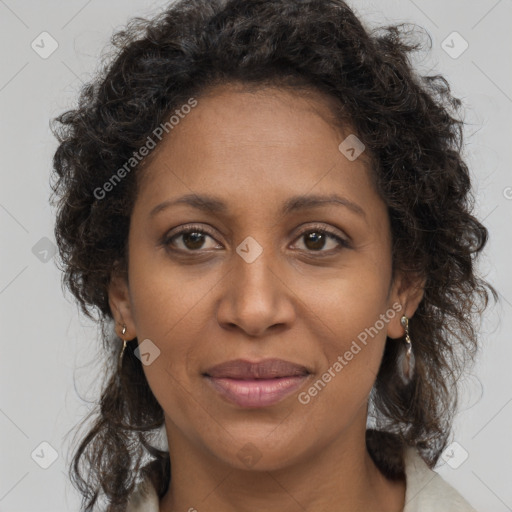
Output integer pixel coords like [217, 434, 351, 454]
[403, 446, 478, 512]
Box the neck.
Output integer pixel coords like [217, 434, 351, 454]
[159, 414, 405, 512]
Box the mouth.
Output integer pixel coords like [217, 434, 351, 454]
[203, 358, 311, 408]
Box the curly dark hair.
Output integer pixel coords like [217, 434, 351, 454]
[49, 0, 497, 509]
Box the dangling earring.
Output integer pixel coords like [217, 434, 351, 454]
[397, 315, 415, 385]
[118, 324, 128, 373]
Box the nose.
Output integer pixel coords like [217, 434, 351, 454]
[216, 241, 296, 337]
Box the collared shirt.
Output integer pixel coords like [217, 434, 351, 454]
[125, 446, 478, 511]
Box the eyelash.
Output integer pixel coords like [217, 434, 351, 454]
[163, 223, 351, 255]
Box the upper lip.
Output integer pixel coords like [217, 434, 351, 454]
[204, 358, 310, 379]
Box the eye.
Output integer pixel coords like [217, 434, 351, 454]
[163, 223, 351, 254]
[163, 224, 221, 252]
[292, 224, 351, 254]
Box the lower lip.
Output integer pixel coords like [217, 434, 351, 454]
[205, 375, 309, 408]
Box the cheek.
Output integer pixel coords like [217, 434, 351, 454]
[127, 239, 218, 338]
[126, 259, 211, 426]
[125, 244, 217, 397]
[307, 248, 392, 338]
[314, 285, 389, 366]
[300, 256, 392, 406]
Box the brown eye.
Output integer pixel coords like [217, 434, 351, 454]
[303, 231, 330, 251]
[179, 231, 209, 250]
[163, 223, 350, 256]
[164, 225, 221, 252]
[293, 225, 351, 254]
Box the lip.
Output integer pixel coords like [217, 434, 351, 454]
[203, 358, 311, 408]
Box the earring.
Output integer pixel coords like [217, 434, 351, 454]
[397, 315, 415, 385]
[118, 324, 128, 372]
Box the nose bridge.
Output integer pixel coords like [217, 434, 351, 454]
[217, 231, 294, 336]
[233, 232, 278, 305]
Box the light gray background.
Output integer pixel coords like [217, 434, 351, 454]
[1, 0, 511, 510]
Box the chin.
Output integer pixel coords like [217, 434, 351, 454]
[200, 425, 310, 472]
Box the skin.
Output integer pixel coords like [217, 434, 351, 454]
[109, 83, 424, 512]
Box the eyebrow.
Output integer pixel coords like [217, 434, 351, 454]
[149, 193, 366, 219]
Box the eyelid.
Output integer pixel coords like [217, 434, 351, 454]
[163, 223, 220, 247]
[163, 222, 351, 252]
[167, 223, 217, 238]
[290, 222, 352, 252]
[292, 222, 349, 241]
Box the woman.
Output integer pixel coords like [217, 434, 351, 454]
[50, 0, 496, 510]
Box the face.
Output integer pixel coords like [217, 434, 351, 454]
[109, 83, 422, 471]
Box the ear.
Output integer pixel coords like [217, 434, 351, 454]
[386, 271, 426, 339]
[108, 264, 137, 341]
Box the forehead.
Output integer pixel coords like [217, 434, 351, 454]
[133, 83, 381, 225]
[187, 82, 347, 136]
